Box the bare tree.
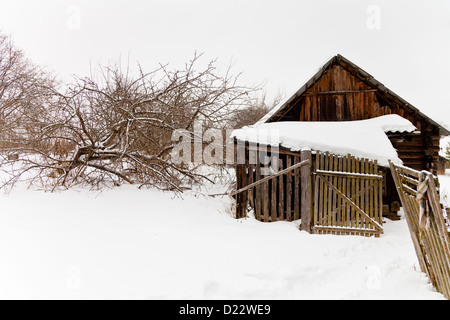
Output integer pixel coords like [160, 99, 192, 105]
[0, 54, 255, 191]
[0, 33, 55, 150]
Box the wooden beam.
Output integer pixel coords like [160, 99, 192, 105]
[316, 170, 383, 180]
[303, 89, 378, 96]
[300, 149, 312, 232]
[230, 159, 311, 197]
[314, 225, 383, 235]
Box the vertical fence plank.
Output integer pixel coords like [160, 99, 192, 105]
[317, 152, 324, 233]
[279, 158, 284, 221]
[262, 164, 270, 222]
[343, 155, 349, 228]
[369, 160, 374, 233]
[361, 158, 367, 233]
[324, 152, 330, 229]
[286, 156, 292, 222]
[349, 156, 355, 234]
[236, 164, 246, 219]
[301, 149, 312, 232]
[294, 156, 300, 221]
[255, 163, 261, 221]
[248, 164, 254, 210]
[345, 154, 351, 230]
[364, 158, 370, 234]
[337, 156, 343, 229]
[314, 153, 320, 233]
[373, 160, 379, 236]
[378, 161, 383, 230]
[355, 158, 361, 235]
[271, 156, 278, 222]
[330, 155, 338, 230]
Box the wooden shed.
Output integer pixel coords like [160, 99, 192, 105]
[231, 117, 407, 236]
[254, 54, 450, 210]
[258, 54, 450, 173]
[231, 54, 450, 229]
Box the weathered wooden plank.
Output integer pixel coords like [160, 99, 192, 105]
[360, 159, 366, 231]
[318, 152, 325, 229]
[426, 228, 450, 297]
[271, 157, 278, 222]
[286, 156, 292, 221]
[278, 159, 284, 221]
[255, 164, 261, 221]
[302, 89, 378, 96]
[355, 157, 360, 232]
[342, 155, 347, 228]
[332, 155, 338, 227]
[373, 160, 379, 225]
[324, 152, 330, 228]
[301, 149, 312, 232]
[248, 164, 254, 210]
[230, 159, 310, 197]
[337, 156, 343, 227]
[314, 226, 382, 236]
[313, 152, 319, 227]
[236, 164, 246, 219]
[315, 170, 383, 180]
[350, 156, 356, 232]
[398, 165, 420, 179]
[294, 156, 300, 221]
[422, 229, 448, 295]
[262, 164, 270, 222]
[346, 154, 352, 230]
[321, 152, 334, 226]
[318, 175, 383, 232]
[399, 172, 419, 186]
[378, 161, 383, 225]
[369, 160, 374, 231]
[402, 183, 417, 196]
[364, 158, 370, 232]
[244, 147, 249, 214]
[314, 171, 319, 232]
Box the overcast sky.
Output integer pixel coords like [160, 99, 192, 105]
[1, 0, 450, 129]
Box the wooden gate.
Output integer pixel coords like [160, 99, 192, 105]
[313, 152, 384, 237]
[233, 147, 312, 226]
[390, 162, 450, 299]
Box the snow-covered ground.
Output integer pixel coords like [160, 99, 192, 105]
[439, 170, 450, 206]
[0, 175, 446, 300]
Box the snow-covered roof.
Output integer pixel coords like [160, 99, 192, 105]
[231, 115, 416, 167]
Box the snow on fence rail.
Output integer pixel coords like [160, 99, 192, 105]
[390, 163, 450, 299]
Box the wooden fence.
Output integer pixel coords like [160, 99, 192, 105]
[234, 146, 312, 231]
[234, 146, 384, 236]
[390, 162, 450, 299]
[313, 152, 384, 237]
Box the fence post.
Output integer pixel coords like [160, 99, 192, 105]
[235, 164, 246, 219]
[300, 148, 312, 232]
